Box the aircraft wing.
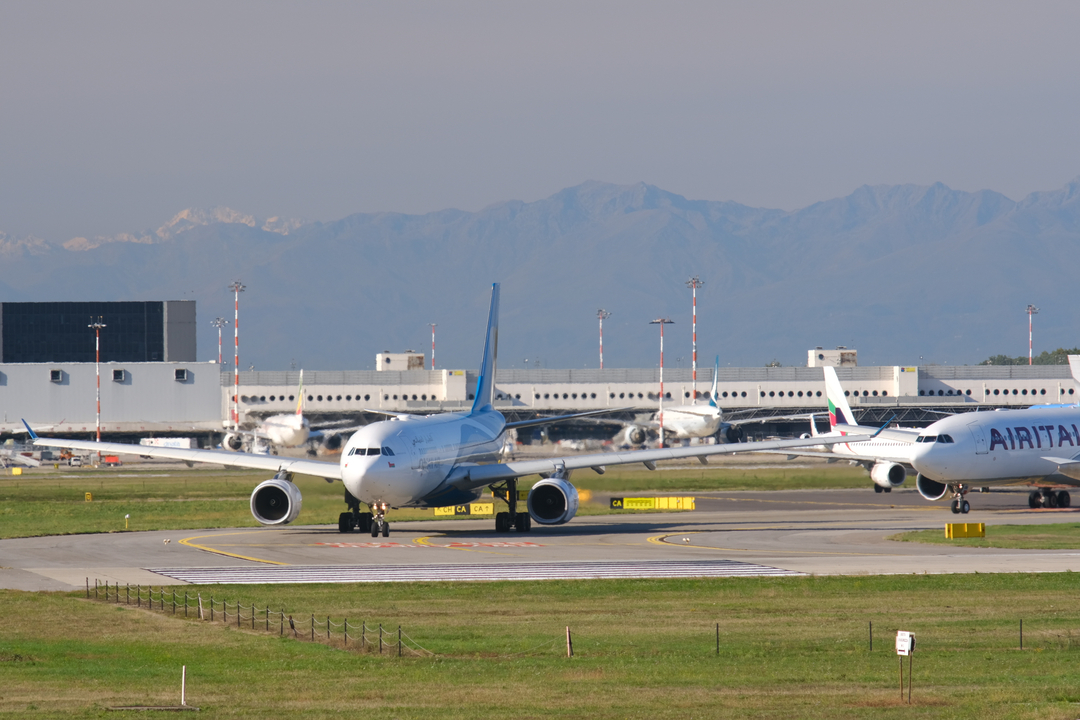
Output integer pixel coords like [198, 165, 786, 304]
[31, 437, 342, 480]
[445, 433, 875, 491]
[505, 408, 634, 430]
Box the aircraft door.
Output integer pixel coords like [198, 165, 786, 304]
[967, 422, 989, 455]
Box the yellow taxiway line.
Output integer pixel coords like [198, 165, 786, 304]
[179, 530, 290, 565]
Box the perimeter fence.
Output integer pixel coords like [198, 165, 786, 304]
[86, 578, 432, 657]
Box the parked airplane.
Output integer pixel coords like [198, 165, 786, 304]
[613, 357, 811, 446]
[28, 284, 874, 536]
[912, 357, 1080, 513]
[780, 367, 921, 492]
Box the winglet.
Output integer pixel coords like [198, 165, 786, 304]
[708, 355, 719, 409]
[21, 419, 38, 440]
[870, 414, 897, 439]
[470, 283, 500, 415]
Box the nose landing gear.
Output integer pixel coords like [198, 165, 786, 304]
[369, 502, 390, 537]
[950, 484, 971, 514]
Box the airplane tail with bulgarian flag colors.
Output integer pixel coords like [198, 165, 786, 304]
[823, 367, 858, 432]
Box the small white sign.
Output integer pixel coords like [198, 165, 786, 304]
[896, 630, 915, 656]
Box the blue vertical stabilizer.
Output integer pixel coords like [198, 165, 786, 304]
[470, 283, 500, 415]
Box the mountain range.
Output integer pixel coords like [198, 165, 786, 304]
[2, 179, 1079, 371]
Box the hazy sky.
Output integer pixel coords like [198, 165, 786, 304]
[3, 1, 1080, 241]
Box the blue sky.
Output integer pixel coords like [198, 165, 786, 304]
[3, 1, 1080, 241]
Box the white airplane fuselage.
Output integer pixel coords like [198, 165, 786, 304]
[340, 410, 505, 508]
[658, 406, 723, 439]
[912, 406, 1080, 485]
[260, 413, 310, 447]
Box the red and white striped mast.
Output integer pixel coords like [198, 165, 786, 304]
[211, 317, 229, 365]
[597, 309, 610, 369]
[650, 318, 674, 447]
[429, 323, 437, 370]
[89, 316, 106, 449]
[229, 281, 245, 430]
[1027, 304, 1038, 365]
[686, 276, 703, 401]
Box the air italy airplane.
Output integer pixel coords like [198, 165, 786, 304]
[28, 284, 874, 537]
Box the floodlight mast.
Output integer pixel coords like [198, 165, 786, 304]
[430, 323, 437, 370]
[89, 317, 106, 449]
[686, 276, 704, 401]
[650, 318, 675, 447]
[229, 281, 246, 431]
[1027, 305, 1039, 365]
[597, 309, 611, 369]
[211, 317, 229, 365]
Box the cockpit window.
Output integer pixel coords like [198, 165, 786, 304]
[381, 447, 395, 456]
[939, 434, 954, 443]
[916, 435, 938, 443]
[349, 448, 383, 456]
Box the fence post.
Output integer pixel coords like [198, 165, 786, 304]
[290, 615, 296, 638]
[311, 614, 314, 642]
[266, 607, 269, 633]
[327, 615, 331, 641]
[398, 626, 402, 657]
[238, 603, 241, 628]
[95, 579, 99, 600]
[344, 618, 348, 646]
[138, 584, 141, 608]
[252, 605, 255, 630]
[198, 593, 204, 621]
[105, 581, 109, 602]
[86, 577, 89, 599]
[210, 596, 214, 622]
[362, 621, 366, 649]
[1020, 619, 1024, 650]
[379, 624, 383, 654]
[566, 626, 573, 658]
[869, 621, 873, 652]
[716, 623, 719, 656]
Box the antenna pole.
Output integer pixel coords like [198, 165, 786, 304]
[89, 317, 107, 448]
[429, 323, 437, 370]
[1027, 305, 1038, 365]
[229, 281, 246, 431]
[597, 309, 611, 369]
[650, 318, 675, 447]
[686, 277, 703, 401]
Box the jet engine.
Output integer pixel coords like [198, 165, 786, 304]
[625, 426, 648, 446]
[223, 433, 244, 452]
[870, 462, 907, 489]
[721, 424, 745, 443]
[527, 477, 579, 525]
[915, 473, 949, 501]
[250, 476, 303, 525]
[322, 434, 343, 452]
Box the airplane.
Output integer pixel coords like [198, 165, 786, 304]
[773, 367, 922, 493]
[911, 356, 1080, 514]
[221, 371, 359, 455]
[611, 357, 813, 446]
[27, 284, 875, 537]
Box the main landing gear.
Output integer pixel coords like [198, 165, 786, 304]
[873, 485, 892, 494]
[337, 490, 380, 534]
[1028, 489, 1071, 509]
[950, 484, 971, 514]
[493, 478, 532, 533]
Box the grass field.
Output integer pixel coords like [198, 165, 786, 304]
[893, 522, 1080, 549]
[0, 461, 869, 539]
[3, 574, 1080, 718]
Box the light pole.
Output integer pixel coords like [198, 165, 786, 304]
[211, 317, 229, 365]
[650, 318, 675, 447]
[229, 280, 246, 430]
[429, 323, 437, 370]
[686, 276, 703, 401]
[597, 309, 610, 369]
[1027, 305, 1039, 365]
[89, 317, 106, 449]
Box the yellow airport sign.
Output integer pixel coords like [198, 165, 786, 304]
[610, 496, 695, 510]
[945, 522, 985, 539]
[434, 503, 495, 516]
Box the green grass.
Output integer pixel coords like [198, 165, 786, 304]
[3, 574, 1080, 717]
[0, 462, 869, 539]
[893, 523, 1080, 549]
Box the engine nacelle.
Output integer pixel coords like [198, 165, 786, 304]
[250, 477, 303, 525]
[527, 477, 579, 525]
[870, 462, 907, 488]
[625, 426, 648, 445]
[916, 473, 949, 501]
[322, 434, 343, 452]
[223, 433, 244, 452]
[722, 424, 745, 443]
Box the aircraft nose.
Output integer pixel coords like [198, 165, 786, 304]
[911, 441, 944, 476]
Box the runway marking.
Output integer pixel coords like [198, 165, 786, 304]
[316, 542, 421, 549]
[446, 541, 543, 548]
[179, 531, 289, 566]
[145, 560, 801, 584]
[701, 496, 945, 511]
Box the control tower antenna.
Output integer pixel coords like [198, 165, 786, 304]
[597, 309, 611, 369]
[686, 276, 704, 401]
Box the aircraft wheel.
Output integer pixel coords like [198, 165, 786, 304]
[884, 487, 892, 493]
[1029, 491, 1042, 509]
[960, 500, 970, 514]
[495, 512, 510, 532]
[381, 522, 390, 538]
[1046, 492, 1059, 509]
[874, 485, 883, 494]
[1058, 491, 1071, 508]
[515, 512, 531, 532]
[359, 512, 373, 533]
[370, 522, 380, 538]
[951, 500, 960, 514]
[338, 512, 353, 533]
